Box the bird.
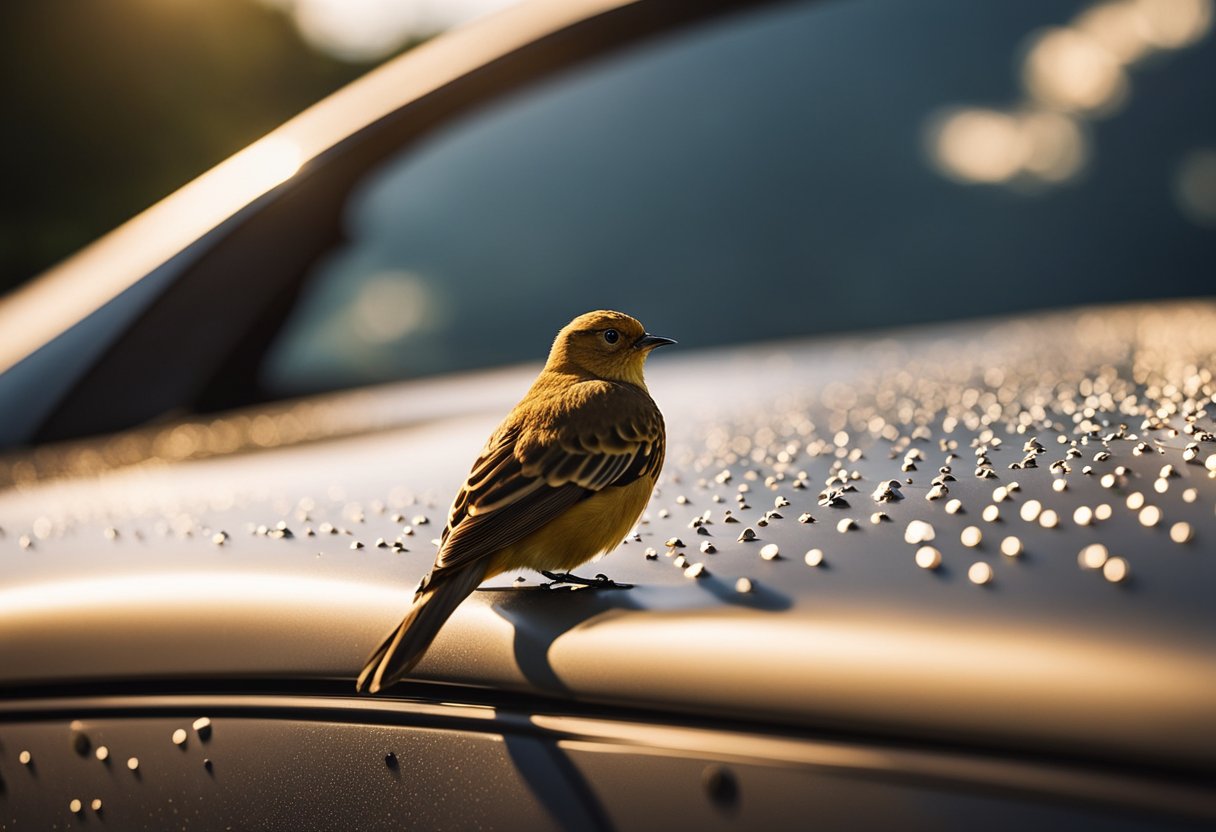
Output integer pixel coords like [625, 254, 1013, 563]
[356, 310, 674, 694]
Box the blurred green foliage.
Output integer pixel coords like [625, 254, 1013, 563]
[0, 0, 401, 294]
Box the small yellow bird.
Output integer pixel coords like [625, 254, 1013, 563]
[356, 310, 674, 694]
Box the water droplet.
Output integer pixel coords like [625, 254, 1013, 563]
[1095, 503, 1113, 520]
[70, 798, 83, 814]
[18, 750, 31, 765]
[1169, 522, 1193, 543]
[1126, 492, 1145, 510]
[1019, 500, 1042, 522]
[1039, 509, 1059, 529]
[1000, 536, 1023, 557]
[734, 577, 753, 593]
[904, 520, 936, 544]
[1138, 505, 1161, 527]
[982, 505, 1001, 523]
[961, 526, 983, 548]
[1078, 543, 1108, 569]
[127, 756, 140, 771]
[760, 543, 780, 560]
[1052, 479, 1068, 493]
[836, 518, 857, 533]
[699, 541, 716, 554]
[665, 537, 685, 548]
[95, 745, 109, 761]
[91, 798, 103, 812]
[870, 512, 889, 524]
[968, 561, 993, 585]
[385, 752, 398, 768]
[1073, 506, 1093, 526]
[737, 528, 757, 542]
[350, 541, 364, 550]
[172, 728, 188, 747]
[685, 562, 708, 579]
[1103, 556, 1129, 583]
[797, 513, 815, 524]
[915, 546, 942, 570]
[945, 499, 963, 515]
[644, 547, 658, 560]
[804, 548, 824, 566]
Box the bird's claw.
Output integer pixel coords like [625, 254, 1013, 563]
[540, 571, 633, 590]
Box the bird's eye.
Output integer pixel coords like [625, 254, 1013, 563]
[603, 329, 620, 345]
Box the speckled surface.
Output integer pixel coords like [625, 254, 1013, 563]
[1, 300, 1214, 771]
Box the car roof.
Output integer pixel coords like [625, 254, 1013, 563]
[3, 301, 1214, 778]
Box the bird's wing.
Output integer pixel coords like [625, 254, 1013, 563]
[429, 382, 664, 578]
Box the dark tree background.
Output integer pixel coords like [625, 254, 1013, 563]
[0, 0, 407, 294]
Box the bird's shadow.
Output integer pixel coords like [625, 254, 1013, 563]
[478, 572, 791, 693]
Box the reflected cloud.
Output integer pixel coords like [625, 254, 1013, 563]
[1174, 148, 1216, 226]
[925, 0, 1213, 193]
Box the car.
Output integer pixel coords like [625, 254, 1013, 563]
[1, 0, 1214, 828]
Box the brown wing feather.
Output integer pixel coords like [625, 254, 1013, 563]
[427, 380, 663, 580]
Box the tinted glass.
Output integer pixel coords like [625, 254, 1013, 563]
[263, 0, 1216, 395]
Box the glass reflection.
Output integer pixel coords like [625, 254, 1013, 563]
[926, 0, 1213, 191]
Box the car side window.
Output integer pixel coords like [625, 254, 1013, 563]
[261, 0, 1216, 397]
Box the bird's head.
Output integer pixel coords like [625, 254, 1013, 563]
[546, 310, 675, 387]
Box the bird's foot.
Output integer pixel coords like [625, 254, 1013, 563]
[540, 571, 633, 590]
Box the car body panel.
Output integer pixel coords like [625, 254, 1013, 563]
[4, 694, 1208, 830]
[3, 301, 1214, 787]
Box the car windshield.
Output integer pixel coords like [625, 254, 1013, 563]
[261, 0, 1216, 396]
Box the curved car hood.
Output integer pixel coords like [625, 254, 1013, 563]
[2, 300, 1215, 774]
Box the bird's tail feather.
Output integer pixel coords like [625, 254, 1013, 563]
[356, 563, 487, 694]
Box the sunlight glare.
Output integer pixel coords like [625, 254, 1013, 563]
[1023, 27, 1128, 115]
[1132, 0, 1214, 48]
[232, 136, 305, 193]
[350, 271, 437, 343]
[930, 109, 1028, 184]
[1018, 111, 1087, 183]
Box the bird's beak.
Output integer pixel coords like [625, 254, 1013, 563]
[634, 333, 677, 350]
